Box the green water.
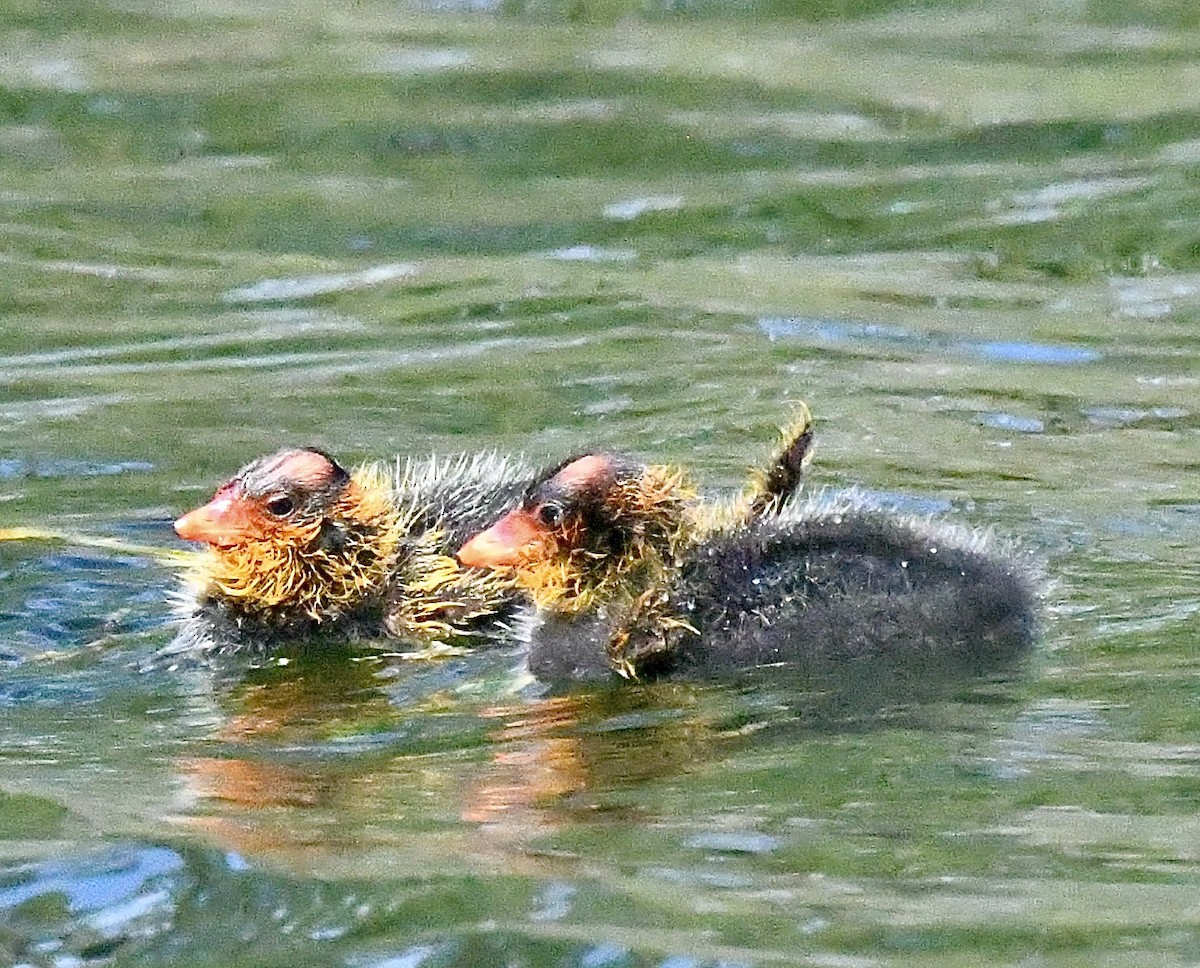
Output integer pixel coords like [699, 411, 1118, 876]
[2, 0, 1200, 964]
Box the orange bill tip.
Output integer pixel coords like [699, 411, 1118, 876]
[174, 491, 261, 547]
[457, 509, 553, 568]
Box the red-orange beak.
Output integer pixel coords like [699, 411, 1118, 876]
[457, 509, 554, 568]
[174, 488, 265, 547]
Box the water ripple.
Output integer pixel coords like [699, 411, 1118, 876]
[221, 263, 418, 304]
[0, 457, 155, 479]
[978, 412, 1046, 433]
[0, 844, 183, 941]
[0, 310, 364, 371]
[603, 196, 683, 220]
[972, 341, 1100, 365]
[543, 245, 637, 262]
[757, 315, 1101, 364]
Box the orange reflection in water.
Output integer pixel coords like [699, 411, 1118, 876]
[168, 654, 726, 874]
[169, 663, 608, 870]
[461, 697, 591, 827]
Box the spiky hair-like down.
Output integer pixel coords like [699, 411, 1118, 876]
[173, 451, 536, 653]
[516, 463, 696, 614]
[182, 463, 402, 623]
[698, 402, 816, 535]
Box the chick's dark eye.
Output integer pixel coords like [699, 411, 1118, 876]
[537, 502, 565, 527]
[265, 495, 296, 517]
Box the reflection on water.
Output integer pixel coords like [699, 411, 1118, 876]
[158, 640, 1035, 877]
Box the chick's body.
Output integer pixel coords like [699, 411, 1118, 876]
[526, 492, 1040, 683]
[459, 456, 1042, 684]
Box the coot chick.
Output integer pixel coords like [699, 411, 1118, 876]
[458, 455, 1041, 683]
[172, 448, 532, 653]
